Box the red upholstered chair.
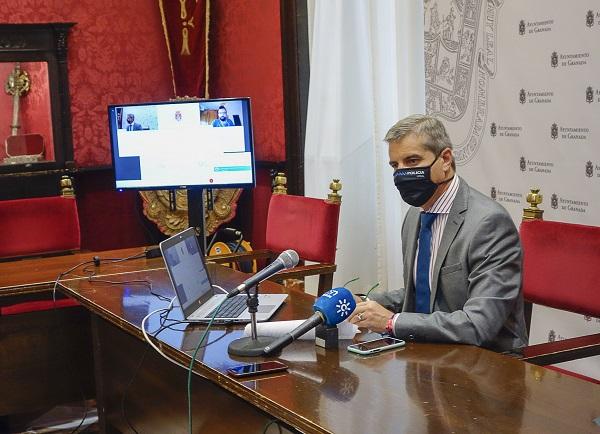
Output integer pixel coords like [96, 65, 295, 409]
[210, 174, 342, 295]
[0, 194, 80, 259]
[0, 177, 81, 315]
[518, 190, 600, 380]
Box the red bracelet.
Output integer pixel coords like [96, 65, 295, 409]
[385, 315, 395, 336]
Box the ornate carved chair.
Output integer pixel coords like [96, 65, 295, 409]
[210, 173, 342, 296]
[518, 189, 600, 383]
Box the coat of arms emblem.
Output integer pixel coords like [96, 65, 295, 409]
[551, 193, 559, 209]
[490, 122, 497, 137]
[551, 51, 558, 68]
[586, 10, 594, 28]
[425, 2, 474, 121]
[520, 157, 526, 172]
[548, 330, 556, 342]
[425, 0, 502, 165]
[519, 89, 526, 104]
[586, 161, 594, 177]
[490, 186, 497, 200]
[586, 86, 594, 103]
[551, 123, 558, 140]
[519, 20, 526, 35]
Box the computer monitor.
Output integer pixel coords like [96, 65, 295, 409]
[107, 97, 256, 190]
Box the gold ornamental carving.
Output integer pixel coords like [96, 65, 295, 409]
[522, 188, 544, 221]
[140, 188, 242, 236]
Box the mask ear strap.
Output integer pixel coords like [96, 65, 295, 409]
[437, 174, 455, 186]
[436, 148, 455, 185]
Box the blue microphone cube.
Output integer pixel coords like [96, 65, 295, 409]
[313, 287, 356, 327]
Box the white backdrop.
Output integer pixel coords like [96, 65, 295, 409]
[425, 0, 600, 379]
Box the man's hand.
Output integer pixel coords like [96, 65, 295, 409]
[348, 300, 394, 333]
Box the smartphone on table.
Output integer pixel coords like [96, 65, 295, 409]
[227, 361, 288, 378]
[347, 337, 406, 355]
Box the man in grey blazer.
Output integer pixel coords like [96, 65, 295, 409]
[348, 115, 527, 352]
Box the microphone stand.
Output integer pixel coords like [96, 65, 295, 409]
[227, 283, 277, 357]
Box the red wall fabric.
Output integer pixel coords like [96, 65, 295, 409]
[209, 0, 286, 247]
[0, 0, 174, 167]
[0, 1, 174, 250]
[209, 0, 285, 163]
[0, 1, 287, 251]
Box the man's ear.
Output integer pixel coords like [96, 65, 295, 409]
[441, 148, 454, 171]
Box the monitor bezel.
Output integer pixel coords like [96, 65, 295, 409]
[107, 97, 256, 191]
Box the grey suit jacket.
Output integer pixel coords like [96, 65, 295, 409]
[372, 178, 528, 352]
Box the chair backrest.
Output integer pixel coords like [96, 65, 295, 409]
[520, 219, 600, 318]
[265, 194, 340, 264]
[0, 195, 80, 258]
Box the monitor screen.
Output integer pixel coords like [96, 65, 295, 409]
[108, 97, 256, 190]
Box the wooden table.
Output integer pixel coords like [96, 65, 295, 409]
[52, 258, 600, 433]
[0, 248, 163, 423]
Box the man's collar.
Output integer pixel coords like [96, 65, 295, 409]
[421, 175, 460, 214]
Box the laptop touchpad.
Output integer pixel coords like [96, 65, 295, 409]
[257, 305, 275, 313]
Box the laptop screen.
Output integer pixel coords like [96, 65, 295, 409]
[161, 229, 213, 316]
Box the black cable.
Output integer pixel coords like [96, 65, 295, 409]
[232, 235, 243, 253]
[80, 252, 147, 276]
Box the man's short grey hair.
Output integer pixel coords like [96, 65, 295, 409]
[384, 114, 453, 155]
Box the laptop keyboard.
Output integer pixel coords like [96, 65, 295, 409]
[208, 295, 247, 318]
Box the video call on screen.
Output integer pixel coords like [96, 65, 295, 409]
[109, 99, 254, 190]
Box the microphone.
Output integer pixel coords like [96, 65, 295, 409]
[226, 249, 299, 298]
[263, 287, 356, 355]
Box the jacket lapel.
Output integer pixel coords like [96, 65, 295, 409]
[430, 178, 468, 311]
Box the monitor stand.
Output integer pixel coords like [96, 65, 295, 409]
[187, 188, 207, 255]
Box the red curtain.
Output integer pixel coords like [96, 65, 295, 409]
[158, 0, 210, 98]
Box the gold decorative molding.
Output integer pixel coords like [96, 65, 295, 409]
[272, 172, 287, 195]
[60, 175, 75, 198]
[140, 188, 242, 236]
[327, 179, 342, 204]
[523, 188, 544, 221]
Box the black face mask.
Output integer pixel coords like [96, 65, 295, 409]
[393, 154, 451, 207]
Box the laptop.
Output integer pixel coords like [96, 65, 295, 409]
[160, 228, 287, 323]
